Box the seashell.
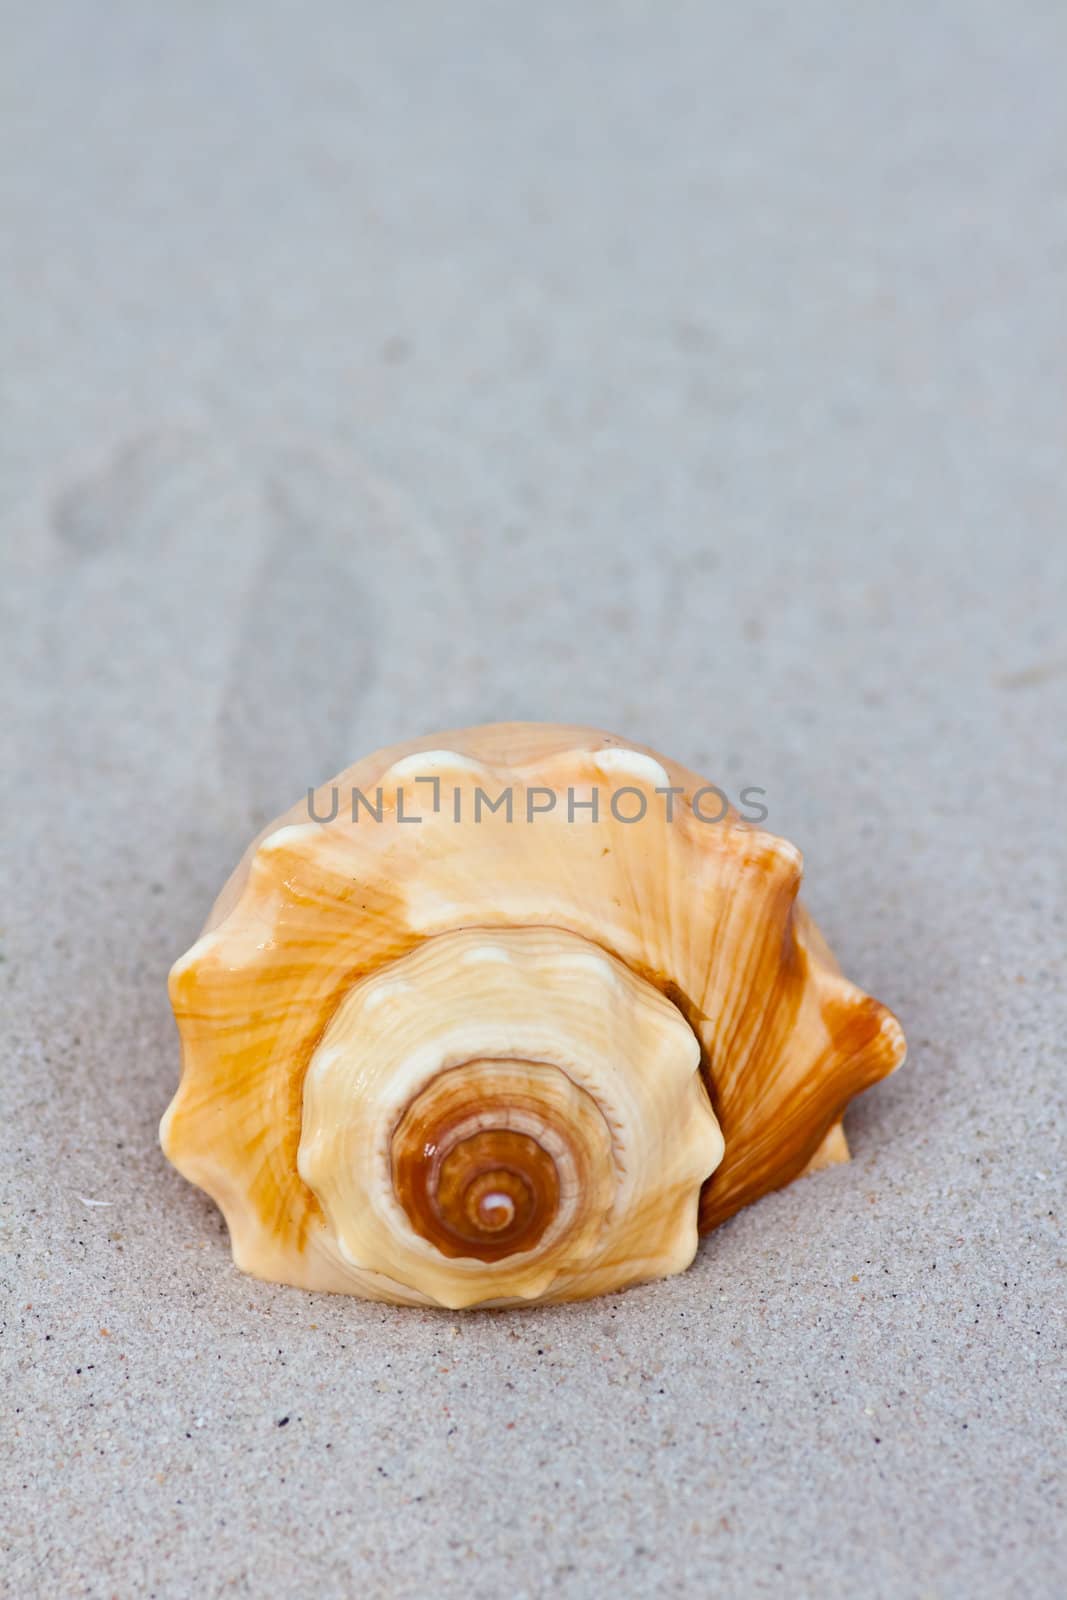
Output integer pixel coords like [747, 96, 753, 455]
[161, 722, 905, 1308]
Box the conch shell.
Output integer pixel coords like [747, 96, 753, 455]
[161, 722, 905, 1308]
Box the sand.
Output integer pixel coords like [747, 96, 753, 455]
[2, 3, 1065, 1595]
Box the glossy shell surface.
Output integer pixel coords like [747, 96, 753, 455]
[161, 722, 905, 1307]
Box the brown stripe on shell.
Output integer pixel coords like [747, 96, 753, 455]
[390, 1059, 607, 1263]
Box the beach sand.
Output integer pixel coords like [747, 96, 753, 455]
[2, 4, 1065, 1594]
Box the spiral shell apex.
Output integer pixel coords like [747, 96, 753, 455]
[161, 721, 906, 1308]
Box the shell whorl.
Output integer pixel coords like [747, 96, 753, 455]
[296, 927, 722, 1308]
[390, 1060, 613, 1262]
